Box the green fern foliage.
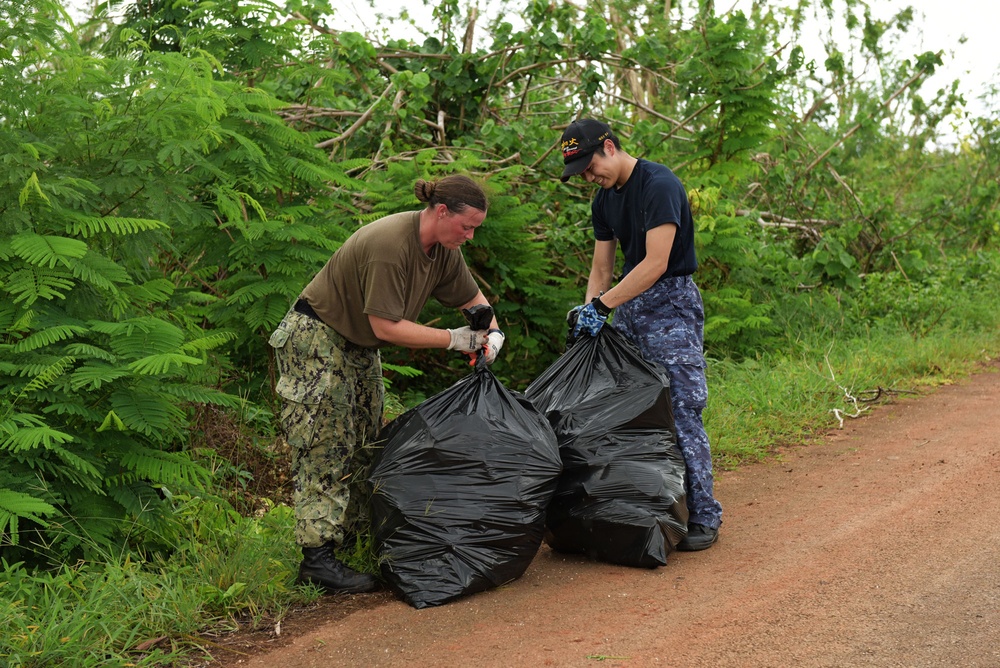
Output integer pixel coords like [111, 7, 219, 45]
[0, 489, 56, 546]
[0, 1, 257, 563]
[1, 0, 377, 562]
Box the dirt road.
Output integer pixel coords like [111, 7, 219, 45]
[218, 361, 1000, 668]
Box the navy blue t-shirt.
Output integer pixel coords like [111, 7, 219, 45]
[592, 159, 697, 279]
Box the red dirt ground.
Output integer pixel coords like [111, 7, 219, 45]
[203, 360, 1000, 668]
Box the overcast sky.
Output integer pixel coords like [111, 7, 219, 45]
[729, 0, 1000, 116]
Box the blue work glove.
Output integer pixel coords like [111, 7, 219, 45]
[566, 304, 585, 330]
[572, 297, 612, 338]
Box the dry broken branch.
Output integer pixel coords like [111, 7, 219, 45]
[314, 83, 395, 151]
[735, 208, 836, 241]
[825, 353, 870, 429]
[372, 87, 407, 165]
[803, 68, 928, 175]
[736, 209, 837, 227]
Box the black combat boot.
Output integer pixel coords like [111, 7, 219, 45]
[676, 523, 719, 552]
[297, 544, 379, 594]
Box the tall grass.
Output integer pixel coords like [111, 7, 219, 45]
[2, 559, 198, 666]
[706, 260, 1000, 467]
[0, 498, 319, 667]
[707, 330, 1000, 467]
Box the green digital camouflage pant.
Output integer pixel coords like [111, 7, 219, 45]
[268, 309, 384, 549]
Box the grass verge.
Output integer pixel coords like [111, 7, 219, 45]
[707, 327, 1000, 468]
[1, 499, 321, 667]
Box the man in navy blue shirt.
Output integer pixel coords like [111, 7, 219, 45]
[561, 118, 723, 551]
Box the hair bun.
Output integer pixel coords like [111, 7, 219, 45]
[414, 179, 436, 202]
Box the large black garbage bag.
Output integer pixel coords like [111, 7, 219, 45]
[368, 359, 562, 609]
[524, 326, 688, 568]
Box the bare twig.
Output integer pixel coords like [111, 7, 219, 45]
[436, 110, 455, 162]
[375, 50, 451, 60]
[278, 109, 363, 126]
[290, 11, 334, 36]
[166, 249, 222, 297]
[825, 352, 869, 429]
[315, 83, 395, 151]
[495, 59, 580, 88]
[469, 265, 493, 292]
[372, 87, 407, 165]
[826, 165, 865, 212]
[529, 142, 559, 171]
[462, 7, 477, 55]
[803, 68, 928, 175]
[890, 250, 911, 283]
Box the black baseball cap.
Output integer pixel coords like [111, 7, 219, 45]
[560, 119, 615, 182]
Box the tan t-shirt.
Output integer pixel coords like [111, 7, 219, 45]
[301, 211, 479, 347]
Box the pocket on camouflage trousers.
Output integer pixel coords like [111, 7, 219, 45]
[273, 314, 334, 405]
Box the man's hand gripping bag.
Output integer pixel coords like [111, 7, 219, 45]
[368, 306, 562, 609]
[524, 326, 688, 568]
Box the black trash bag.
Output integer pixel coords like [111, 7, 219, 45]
[524, 326, 688, 568]
[368, 306, 562, 609]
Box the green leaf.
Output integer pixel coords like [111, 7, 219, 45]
[97, 410, 127, 432]
[18, 172, 50, 207]
[111, 391, 186, 440]
[382, 362, 423, 378]
[2, 426, 75, 452]
[5, 267, 76, 304]
[11, 234, 88, 269]
[127, 353, 205, 376]
[61, 215, 166, 239]
[0, 489, 57, 545]
[13, 326, 88, 353]
[70, 364, 131, 390]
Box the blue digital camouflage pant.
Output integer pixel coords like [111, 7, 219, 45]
[612, 275, 723, 529]
[268, 309, 384, 549]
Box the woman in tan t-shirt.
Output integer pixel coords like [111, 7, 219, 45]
[268, 174, 505, 594]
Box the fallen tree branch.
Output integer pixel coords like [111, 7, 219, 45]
[605, 91, 690, 133]
[736, 209, 837, 227]
[735, 208, 835, 241]
[758, 221, 823, 240]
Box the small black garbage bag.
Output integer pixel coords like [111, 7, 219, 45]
[524, 326, 688, 568]
[368, 307, 562, 609]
